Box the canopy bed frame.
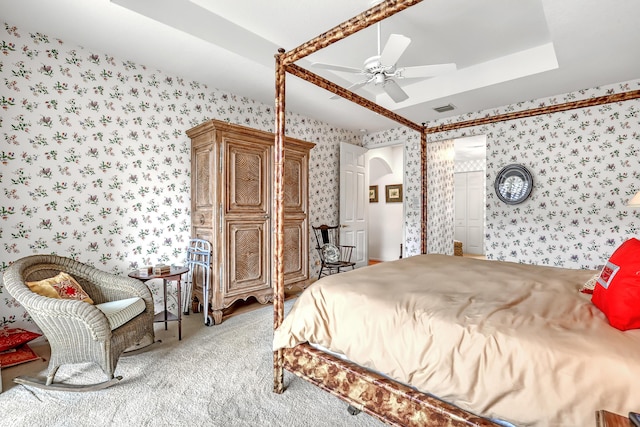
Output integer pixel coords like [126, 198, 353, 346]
[271, 1, 640, 425]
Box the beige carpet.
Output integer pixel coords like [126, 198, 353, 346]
[0, 300, 384, 427]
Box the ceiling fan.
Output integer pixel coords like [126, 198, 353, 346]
[311, 23, 456, 103]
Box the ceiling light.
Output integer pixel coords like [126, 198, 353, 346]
[433, 104, 456, 113]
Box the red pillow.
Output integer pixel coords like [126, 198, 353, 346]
[0, 328, 42, 352]
[592, 238, 640, 330]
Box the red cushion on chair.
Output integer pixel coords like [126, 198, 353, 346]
[592, 238, 640, 330]
[0, 328, 41, 352]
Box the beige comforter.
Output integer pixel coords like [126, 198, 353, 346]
[273, 254, 640, 426]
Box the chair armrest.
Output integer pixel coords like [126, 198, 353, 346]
[91, 269, 152, 300]
[18, 292, 112, 342]
[78, 268, 153, 307]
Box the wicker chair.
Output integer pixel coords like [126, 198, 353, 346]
[2, 255, 154, 391]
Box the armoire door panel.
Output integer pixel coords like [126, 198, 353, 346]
[226, 220, 269, 295]
[191, 141, 215, 230]
[284, 155, 302, 211]
[225, 139, 270, 215]
[283, 217, 308, 284]
[194, 145, 214, 209]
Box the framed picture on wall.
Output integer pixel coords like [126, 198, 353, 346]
[369, 185, 378, 203]
[385, 184, 403, 203]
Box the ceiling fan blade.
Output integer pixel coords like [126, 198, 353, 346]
[379, 34, 411, 66]
[347, 81, 368, 91]
[329, 81, 368, 99]
[311, 62, 363, 74]
[383, 79, 409, 103]
[397, 63, 457, 79]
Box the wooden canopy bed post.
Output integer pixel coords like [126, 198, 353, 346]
[273, 0, 427, 396]
[420, 125, 427, 254]
[273, 48, 286, 394]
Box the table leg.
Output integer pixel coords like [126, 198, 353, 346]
[163, 279, 168, 330]
[176, 278, 182, 340]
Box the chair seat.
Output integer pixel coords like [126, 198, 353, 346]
[95, 297, 146, 331]
[326, 261, 355, 267]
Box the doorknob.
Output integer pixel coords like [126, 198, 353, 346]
[340, 224, 348, 228]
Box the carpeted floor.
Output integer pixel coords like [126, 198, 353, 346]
[0, 300, 385, 427]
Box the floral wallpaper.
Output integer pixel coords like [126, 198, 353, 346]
[0, 22, 360, 331]
[425, 139, 455, 255]
[364, 82, 639, 267]
[427, 79, 640, 270]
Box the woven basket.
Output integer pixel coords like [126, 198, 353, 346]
[454, 240, 463, 257]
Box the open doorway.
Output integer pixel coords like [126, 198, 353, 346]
[368, 144, 404, 262]
[453, 135, 486, 256]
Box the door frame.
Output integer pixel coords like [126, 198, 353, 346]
[367, 143, 406, 261]
[338, 140, 411, 265]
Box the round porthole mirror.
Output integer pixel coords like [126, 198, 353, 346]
[494, 164, 533, 205]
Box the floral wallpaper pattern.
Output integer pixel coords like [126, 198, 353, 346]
[427, 79, 640, 270]
[0, 22, 359, 331]
[425, 139, 455, 255]
[364, 81, 639, 267]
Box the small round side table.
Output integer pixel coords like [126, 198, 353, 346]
[129, 266, 189, 340]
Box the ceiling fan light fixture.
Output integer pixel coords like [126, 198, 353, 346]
[433, 103, 456, 113]
[311, 23, 456, 104]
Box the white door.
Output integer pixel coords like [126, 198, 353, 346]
[453, 171, 485, 255]
[466, 171, 485, 254]
[454, 173, 467, 244]
[340, 142, 368, 268]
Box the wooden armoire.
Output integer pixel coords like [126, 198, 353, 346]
[187, 119, 314, 325]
